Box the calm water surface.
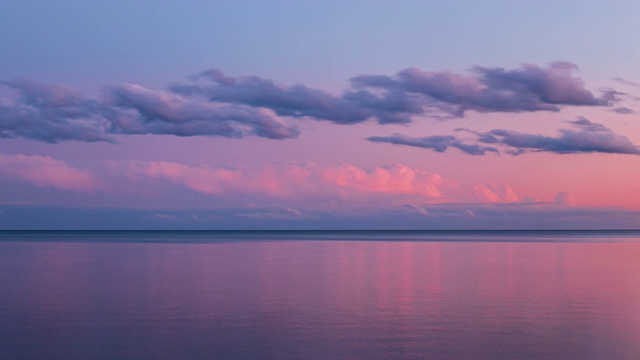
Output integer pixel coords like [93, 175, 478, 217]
[1, 232, 640, 359]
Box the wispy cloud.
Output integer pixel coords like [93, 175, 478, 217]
[474, 118, 640, 155]
[113, 204, 640, 229]
[370, 118, 640, 156]
[6, 198, 637, 230]
[613, 77, 640, 88]
[367, 134, 498, 155]
[612, 106, 635, 114]
[0, 153, 102, 192]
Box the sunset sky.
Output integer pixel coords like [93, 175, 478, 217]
[1, 1, 640, 229]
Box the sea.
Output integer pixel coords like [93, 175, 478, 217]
[1, 230, 639, 360]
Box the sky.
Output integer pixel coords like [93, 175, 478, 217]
[1, 0, 640, 229]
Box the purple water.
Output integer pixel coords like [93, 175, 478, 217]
[1, 232, 640, 359]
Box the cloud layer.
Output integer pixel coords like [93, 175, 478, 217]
[474, 118, 640, 155]
[115, 161, 447, 201]
[0, 153, 101, 191]
[369, 118, 640, 156]
[4, 153, 640, 229]
[368, 134, 498, 155]
[0, 62, 620, 143]
[0, 153, 541, 210]
[5, 202, 640, 230]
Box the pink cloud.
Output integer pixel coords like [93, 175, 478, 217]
[118, 162, 445, 200]
[0, 153, 553, 210]
[472, 183, 520, 203]
[318, 164, 443, 197]
[0, 154, 102, 192]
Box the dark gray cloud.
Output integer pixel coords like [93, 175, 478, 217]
[369, 118, 640, 156]
[0, 79, 115, 143]
[612, 107, 635, 114]
[0, 80, 299, 142]
[172, 69, 429, 124]
[174, 62, 615, 124]
[367, 134, 498, 155]
[477, 118, 640, 155]
[352, 62, 616, 116]
[106, 83, 299, 139]
[0, 62, 623, 143]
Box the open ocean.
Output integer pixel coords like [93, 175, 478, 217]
[1, 230, 640, 359]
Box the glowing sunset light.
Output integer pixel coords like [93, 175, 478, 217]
[1, 1, 640, 229]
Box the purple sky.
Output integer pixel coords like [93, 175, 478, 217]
[1, 1, 640, 229]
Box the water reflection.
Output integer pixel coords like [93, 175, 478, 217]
[1, 239, 640, 359]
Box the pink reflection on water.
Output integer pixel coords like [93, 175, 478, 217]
[1, 239, 640, 359]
